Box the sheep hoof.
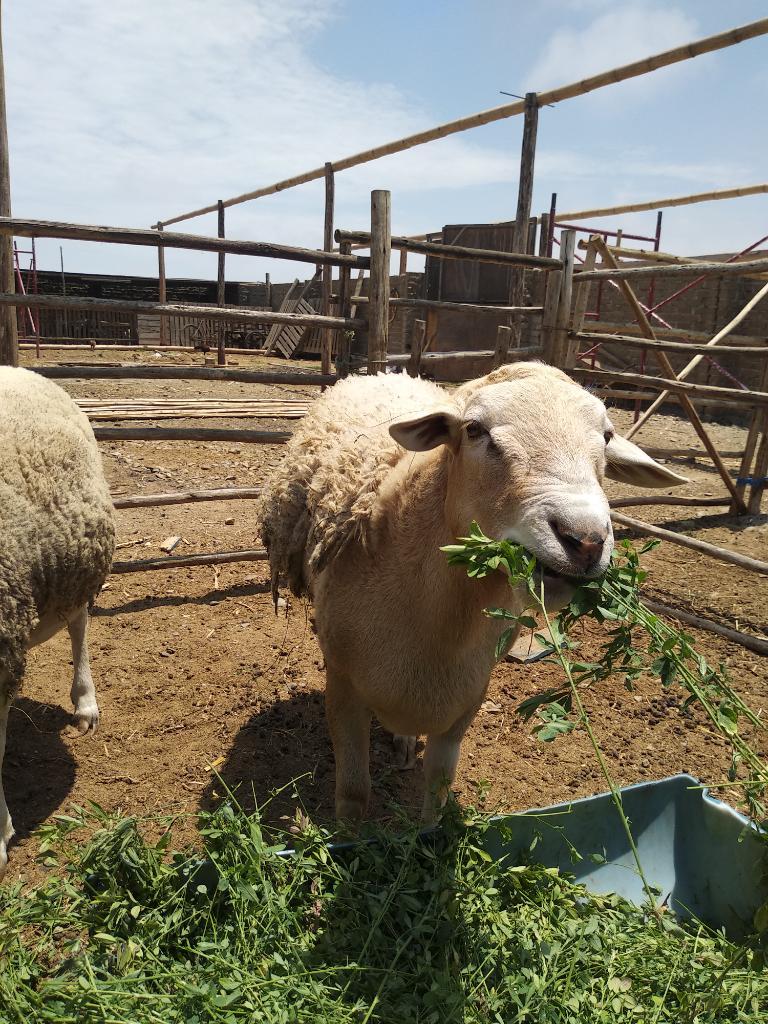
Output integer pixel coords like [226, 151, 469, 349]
[0, 817, 13, 880]
[393, 734, 417, 771]
[73, 705, 100, 735]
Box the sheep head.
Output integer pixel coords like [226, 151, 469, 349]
[389, 362, 685, 581]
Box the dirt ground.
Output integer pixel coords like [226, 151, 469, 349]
[5, 347, 768, 881]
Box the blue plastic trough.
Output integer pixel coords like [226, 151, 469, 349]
[483, 773, 767, 939]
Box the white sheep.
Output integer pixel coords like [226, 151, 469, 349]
[260, 363, 685, 822]
[0, 367, 115, 877]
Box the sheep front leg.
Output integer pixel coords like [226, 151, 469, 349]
[325, 671, 372, 822]
[0, 694, 12, 879]
[421, 704, 480, 824]
[68, 605, 100, 734]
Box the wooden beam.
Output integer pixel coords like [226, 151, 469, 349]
[321, 163, 335, 379]
[626, 278, 768, 438]
[355, 295, 543, 316]
[112, 548, 268, 573]
[505, 92, 539, 357]
[33, 364, 335, 386]
[113, 486, 263, 509]
[336, 229, 561, 270]
[407, 318, 426, 378]
[559, 182, 768, 221]
[571, 366, 768, 408]
[550, 229, 576, 366]
[540, 267, 563, 362]
[0, 217, 368, 269]
[368, 190, 391, 374]
[577, 330, 768, 355]
[642, 599, 768, 657]
[578, 256, 768, 281]
[156, 18, 768, 226]
[590, 237, 748, 513]
[0, 292, 363, 331]
[584, 320, 768, 348]
[94, 426, 290, 443]
[611, 511, 768, 575]
[0, 10, 16, 366]
[568, 235, 599, 363]
[608, 495, 731, 509]
[217, 200, 226, 366]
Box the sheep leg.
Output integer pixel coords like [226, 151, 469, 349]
[0, 694, 12, 879]
[325, 671, 372, 822]
[392, 734, 417, 770]
[68, 605, 100, 734]
[421, 704, 480, 824]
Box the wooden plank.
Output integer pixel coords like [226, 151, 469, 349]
[33, 364, 335, 386]
[338, 229, 560, 270]
[550, 230, 576, 366]
[0, 217, 368, 268]
[93, 426, 291, 443]
[263, 279, 299, 353]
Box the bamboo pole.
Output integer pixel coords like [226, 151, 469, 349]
[590, 237, 748, 513]
[0, 218, 368, 268]
[93, 426, 290, 443]
[321, 163, 335, 379]
[0, 292, 362, 331]
[337, 229, 560, 269]
[217, 200, 226, 366]
[642, 599, 768, 657]
[580, 240, 768, 279]
[570, 366, 768, 408]
[0, 5, 16, 366]
[577, 330, 768, 355]
[156, 18, 768, 227]
[610, 511, 768, 575]
[112, 548, 268, 573]
[584, 320, 768, 348]
[505, 92, 539, 358]
[368, 190, 390, 375]
[625, 278, 768, 439]
[578, 256, 768, 282]
[113, 486, 263, 509]
[33, 364, 335, 386]
[559, 182, 768, 222]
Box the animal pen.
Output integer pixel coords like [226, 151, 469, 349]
[0, 16, 767, 659]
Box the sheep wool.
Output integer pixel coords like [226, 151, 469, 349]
[0, 368, 115, 702]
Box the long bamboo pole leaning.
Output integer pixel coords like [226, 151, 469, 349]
[589, 236, 748, 513]
[0, 5, 16, 366]
[625, 278, 768, 439]
[558, 182, 768, 222]
[155, 18, 768, 227]
[0, 218, 368, 269]
[368, 190, 391, 375]
[610, 511, 768, 575]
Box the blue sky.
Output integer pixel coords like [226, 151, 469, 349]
[5, 1, 768, 283]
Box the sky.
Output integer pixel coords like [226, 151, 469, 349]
[4, 0, 768, 284]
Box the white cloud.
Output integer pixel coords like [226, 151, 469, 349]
[525, 4, 704, 97]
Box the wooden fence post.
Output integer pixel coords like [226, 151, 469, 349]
[407, 318, 426, 377]
[368, 189, 391, 375]
[493, 325, 512, 369]
[156, 221, 167, 346]
[321, 163, 335, 378]
[0, 9, 17, 366]
[217, 200, 226, 365]
[550, 229, 576, 366]
[337, 239, 352, 377]
[564, 234, 599, 367]
[540, 268, 562, 363]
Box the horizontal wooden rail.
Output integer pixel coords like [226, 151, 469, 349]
[559, 182, 768, 221]
[387, 347, 541, 366]
[578, 256, 768, 281]
[611, 511, 768, 575]
[356, 296, 544, 316]
[0, 217, 368, 269]
[584, 320, 768, 348]
[113, 486, 263, 509]
[570, 367, 768, 408]
[32, 364, 335, 386]
[335, 230, 561, 270]
[94, 426, 290, 443]
[0, 292, 364, 331]
[112, 548, 268, 573]
[577, 330, 768, 355]
[157, 18, 768, 226]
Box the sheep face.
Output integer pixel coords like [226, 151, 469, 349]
[390, 363, 685, 582]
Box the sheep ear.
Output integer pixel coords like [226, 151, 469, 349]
[389, 408, 462, 452]
[605, 434, 688, 488]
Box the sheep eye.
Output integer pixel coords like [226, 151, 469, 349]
[603, 429, 614, 445]
[464, 420, 487, 440]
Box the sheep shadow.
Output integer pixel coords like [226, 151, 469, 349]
[198, 691, 423, 827]
[92, 580, 272, 618]
[4, 697, 77, 847]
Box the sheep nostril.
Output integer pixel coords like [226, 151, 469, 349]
[551, 519, 606, 566]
